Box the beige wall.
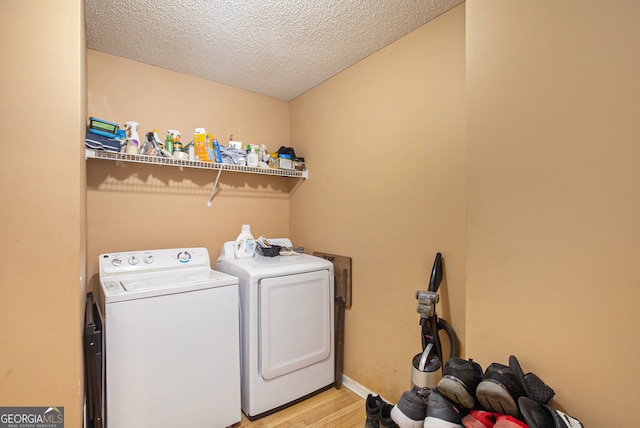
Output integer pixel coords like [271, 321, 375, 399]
[466, 1, 640, 426]
[4, 1, 637, 426]
[86, 50, 294, 285]
[0, 1, 86, 426]
[289, 6, 467, 402]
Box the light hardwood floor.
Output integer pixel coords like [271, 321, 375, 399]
[231, 386, 366, 427]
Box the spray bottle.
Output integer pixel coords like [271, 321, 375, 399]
[124, 121, 140, 155]
[140, 132, 159, 156]
[169, 130, 188, 160]
[165, 131, 174, 154]
[169, 130, 182, 151]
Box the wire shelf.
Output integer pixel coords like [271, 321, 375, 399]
[85, 148, 308, 179]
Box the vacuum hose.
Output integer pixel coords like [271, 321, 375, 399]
[436, 317, 459, 360]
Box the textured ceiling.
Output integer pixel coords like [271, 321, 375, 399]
[85, 0, 463, 101]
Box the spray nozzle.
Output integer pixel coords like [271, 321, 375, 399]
[124, 121, 139, 131]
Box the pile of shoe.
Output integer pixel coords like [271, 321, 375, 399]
[365, 394, 401, 428]
[365, 355, 583, 428]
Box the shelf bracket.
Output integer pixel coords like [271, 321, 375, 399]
[206, 168, 223, 206]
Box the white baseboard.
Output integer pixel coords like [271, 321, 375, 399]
[340, 374, 373, 399]
[341, 374, 402, 405]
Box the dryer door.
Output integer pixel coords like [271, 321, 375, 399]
[259, 270, 332, 380]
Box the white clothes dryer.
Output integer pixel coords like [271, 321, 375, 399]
[97, 247, 241, 428]
[215, 239, 335, 419]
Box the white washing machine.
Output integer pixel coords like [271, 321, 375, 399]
[97, 247, 241, 428]
[215, 239, 335, 419]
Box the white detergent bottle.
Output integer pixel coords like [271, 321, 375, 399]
[247, 146, 259, 167]
[124, 121, 140, 155]
[234, 224, 256, 258]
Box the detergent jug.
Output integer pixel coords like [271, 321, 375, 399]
[234, 225, 256, 259]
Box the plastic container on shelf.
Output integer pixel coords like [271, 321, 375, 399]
[165, 132, 173, 154]
[124, 121, 140, 155]
[234, 224, 256, 258]
[247, 146, 259, 167]
[268, 152, 278, 168]
[194, 128, 214, 162]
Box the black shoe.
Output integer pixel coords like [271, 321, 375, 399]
[379, 402, 399, 428]
[509, 355, 555, 405]
[424, 388, 464, 427]
[365, 394, 384, 428]
[437, 357, 484, 409]
[476, 363, 525, 418]
[390, 387, 428, 428]
[519, 396, 583, 428]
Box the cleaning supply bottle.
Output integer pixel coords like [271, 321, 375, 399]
[165, 131, 173, 154]
[213, 138, 222, 163]
[247, 145, 259, 167]
[153, 130, 164, 149]
[169, 130, 182, 152]
[140, 132, 159, 156]
[169, 130, 188, 160]
[268, 152, 278, 168]
[234, 224, 256, 258]
[260, 144, 269, 163]
[124, 121, 140, 155]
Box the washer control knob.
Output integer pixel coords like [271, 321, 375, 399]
[111, 258, 122, 267]
[128, 256, 138, 265]
[178, 251, 191, 262]
[143, 255, 154, 264]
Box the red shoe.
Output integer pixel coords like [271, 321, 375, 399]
[462, 410, 497, 428]
[494, 414, 528, 428]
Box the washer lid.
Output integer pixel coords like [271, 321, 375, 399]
[101, 269, 238, 303]
[122, 274, 217, 291]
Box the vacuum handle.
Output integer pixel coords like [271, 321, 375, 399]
[428, 252, 443, 293]
[418, 343, 433, 371]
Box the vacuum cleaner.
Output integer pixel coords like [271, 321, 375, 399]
[411, 252, 459, 391]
